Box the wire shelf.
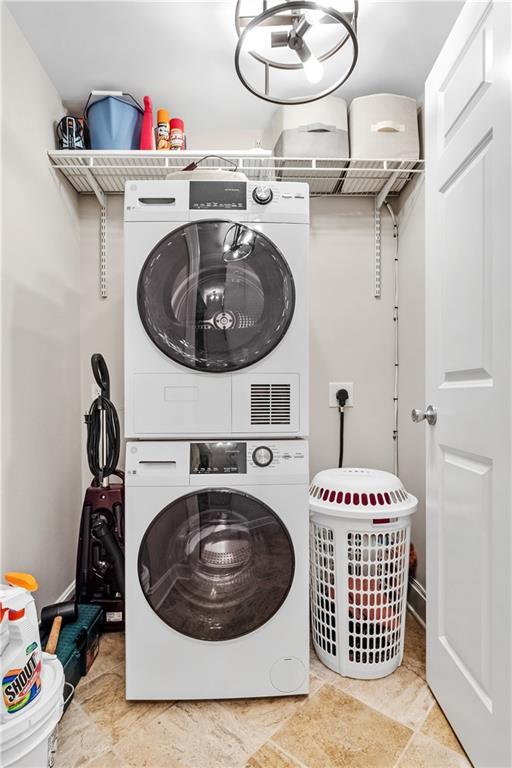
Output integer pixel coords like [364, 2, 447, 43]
[48, 150, 424, 198]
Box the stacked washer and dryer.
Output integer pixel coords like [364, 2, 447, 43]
[123, 178, 310, 699]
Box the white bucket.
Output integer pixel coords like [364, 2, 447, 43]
[1, 654, 64, 768]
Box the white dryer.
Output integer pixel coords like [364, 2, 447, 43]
[124, 179, 309, 439]
[125, 439, 309, 700]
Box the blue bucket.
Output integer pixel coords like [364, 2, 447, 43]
[84, 92, 143, 150]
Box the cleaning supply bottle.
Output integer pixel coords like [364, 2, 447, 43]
[139, 96, 155, 150]
[156, 109, 170, 150]
[1, 573, 42, 720]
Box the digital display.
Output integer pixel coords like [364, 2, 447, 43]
[189, 181, 247, 210]
[190, 442, 247, 474]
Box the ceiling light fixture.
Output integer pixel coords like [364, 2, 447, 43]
[234, 0, 358, 105]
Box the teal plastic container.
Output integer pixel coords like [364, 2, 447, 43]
[54, 604, 103, 708]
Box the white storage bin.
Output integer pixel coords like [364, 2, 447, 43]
[309, 468, 417, 680]
[344, 93, 420, 194]
[264, 97, 349, 193]
[1, 654, 65, 768]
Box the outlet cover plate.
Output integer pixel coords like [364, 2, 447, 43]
[329, 382, 354, 408]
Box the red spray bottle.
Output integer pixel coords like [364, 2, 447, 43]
[139, 96, 155, 150]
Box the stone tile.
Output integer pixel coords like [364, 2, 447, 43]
[122, 698, 271, 768]
[403, 614, 426, 681]
[86, 750, 129, 767]
[113, 712, 185, 768]
[246, 741, 305, 768]
[220, 674, 323, 742]
[309, 648, 339, 685]
[54, 701, 112, 768]
[273, 683, 412, 768]
[75, 669, 171, 745]
[421, 704, 466, 757]
[398, 733, 472, 768]
[87, 632, 125, 681]
[332, 663, 434, 729]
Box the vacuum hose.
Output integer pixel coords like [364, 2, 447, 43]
[85, 355, 120, 484]
[92, 516, 125, 597]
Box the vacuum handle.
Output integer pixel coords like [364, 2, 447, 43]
[91, 354, 110, 399]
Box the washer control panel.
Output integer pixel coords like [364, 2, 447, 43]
[126, 441, 308, 485]
[188, 441, 308, 475]
[191, 441, 247, 474]
[252, 446, 273, 467]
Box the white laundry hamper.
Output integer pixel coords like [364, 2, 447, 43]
[309, 468, 417, 680]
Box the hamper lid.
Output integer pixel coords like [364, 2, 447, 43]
[310, 468, 417, 519]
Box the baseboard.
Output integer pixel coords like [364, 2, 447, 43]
[55, 580, 75, 604]
[407, 577, 426, 626]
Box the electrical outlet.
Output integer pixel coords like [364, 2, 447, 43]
[329, 382, 354, 408]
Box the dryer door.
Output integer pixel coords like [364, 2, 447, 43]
[137, 220, 295, 372]
[138, 489, 295, 641]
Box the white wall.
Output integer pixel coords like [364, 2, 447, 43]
[79, 197, 125, 489]
[309, 198, 396, 477]
[1, 7, 82, 611]
[398, 176, 426, 597]
[79, 196, 399, 480]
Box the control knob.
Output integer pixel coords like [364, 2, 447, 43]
[252, 446, 273, 467]
[252, 185, 273, 205]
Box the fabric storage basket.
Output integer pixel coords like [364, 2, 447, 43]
[309, 468, 417, 680]
[265, 97, 349, 193]
[344, 93, 419, 194]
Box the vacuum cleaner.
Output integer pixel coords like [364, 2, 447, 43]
[75, 354, 125, 631]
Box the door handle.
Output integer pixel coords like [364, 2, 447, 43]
[411, 405, 437, 426]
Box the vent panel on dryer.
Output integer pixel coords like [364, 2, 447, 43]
[250, 383, 291, 425]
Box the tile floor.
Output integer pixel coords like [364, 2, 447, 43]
[54, 613, 472, 768]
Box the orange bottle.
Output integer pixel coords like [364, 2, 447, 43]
[156, 109, 170, 150]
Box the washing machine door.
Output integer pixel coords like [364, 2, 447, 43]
[138, 489, 295, 641]
[137, 220, 295, 372]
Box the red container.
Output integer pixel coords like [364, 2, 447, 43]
[139, 96, 155, 150]
[170, 117, 185, 150]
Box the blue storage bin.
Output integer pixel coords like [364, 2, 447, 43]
[84, 91, 143, 150]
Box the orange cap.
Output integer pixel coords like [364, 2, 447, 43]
[157, 109, 169, 124]
[4, 572, 39, 592]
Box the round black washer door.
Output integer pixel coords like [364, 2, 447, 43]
[137, 220, 295, 372]
[138, 489, 295, 641]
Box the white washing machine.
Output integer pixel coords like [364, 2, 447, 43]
[124, 179, 309, 439]
[125, 439, 309, 700]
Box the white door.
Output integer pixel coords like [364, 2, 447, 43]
[424, 2, 511, 766]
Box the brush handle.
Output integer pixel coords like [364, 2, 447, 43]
[45, 616, 63, 655]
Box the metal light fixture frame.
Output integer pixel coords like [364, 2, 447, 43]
[234, 0, 359, 105]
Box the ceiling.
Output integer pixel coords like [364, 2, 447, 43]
[8, 0, 462, 150]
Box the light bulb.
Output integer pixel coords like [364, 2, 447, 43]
[303, 54, 324, 84]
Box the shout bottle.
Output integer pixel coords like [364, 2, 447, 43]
[0, 573, 42, 720]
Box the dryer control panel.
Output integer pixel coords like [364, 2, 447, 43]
[189, 181, 247, 210]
